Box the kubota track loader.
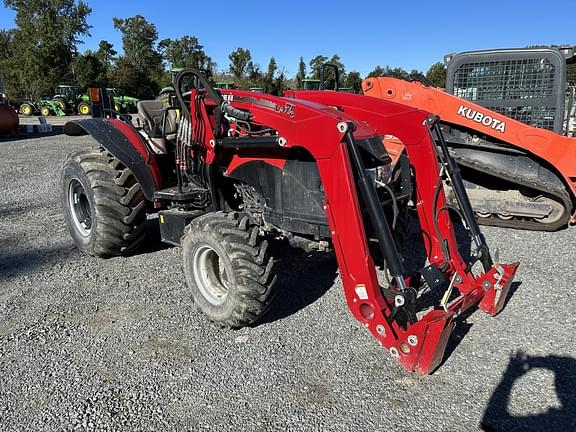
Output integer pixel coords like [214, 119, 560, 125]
[363, 47, 576, 231]
[60, 69, 517, 374]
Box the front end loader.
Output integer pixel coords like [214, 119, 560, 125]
[60, 69, 517, 374]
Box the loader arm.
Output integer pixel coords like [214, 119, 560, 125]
[283, 90, 518, 373]
[362, 77, 576, 224]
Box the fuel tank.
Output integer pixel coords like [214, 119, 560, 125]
[0, 104, 19, 134]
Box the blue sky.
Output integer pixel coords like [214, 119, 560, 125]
[1, 1, 574, 77]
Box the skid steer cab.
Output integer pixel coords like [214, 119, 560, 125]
[60, 69, 518, 374]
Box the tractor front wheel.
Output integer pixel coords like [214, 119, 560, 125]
[182, 212, 276, 328]
[40, 106, 51, 116]
[20, 103, 33, 116]
[60, 147, 147, 257]
[77, 102, 91, 115]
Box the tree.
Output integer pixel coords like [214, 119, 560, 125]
[426, 62, 447, 88]
[323, 54, 345, 89]
[409, 69, 426, 82]
[567, 64, 576, 86]
[385, 66, 409, 79]
[263, 57, 277, 93]
[110, 15, 163, 98]
[247, 62, 263, 83]
[228, 48, 252, 80]
[2, 0, 91, 99]
[272, 71, 286, 96]
[345, 71, 362, 93]
[95, 40, 116, 67]
[367, 65, 385, 78]
[367, 65, 410, 79]
[0, 30, 15, 96]
[309, 55, 328, 79]
[74, 51, 107, 88]
[158, 35, 215, 76]
[296, 57, 306, 89]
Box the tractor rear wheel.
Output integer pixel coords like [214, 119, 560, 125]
[53, 98, 67, 111]
[182, 212, 276, 328]
[77, 102, 91, 115]
[60, 147, 147, 257]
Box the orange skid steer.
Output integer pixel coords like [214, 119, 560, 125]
[363, 47, 576, 231]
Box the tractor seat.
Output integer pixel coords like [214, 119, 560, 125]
[137, 100, 179, 154]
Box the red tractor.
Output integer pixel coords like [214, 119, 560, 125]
[60, 69, 518, 374]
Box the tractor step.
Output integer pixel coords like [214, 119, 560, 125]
[158, 209, 205, 246]
[154, 186, 208, 202]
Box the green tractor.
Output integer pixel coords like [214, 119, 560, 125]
[106, 88, 139, 113]
[52, 85, 139, 115]
[214, 82, 236, 89]
[301, 78, 321, 90]
[19, 98, 66, 116]
[52, 85, 91, 115]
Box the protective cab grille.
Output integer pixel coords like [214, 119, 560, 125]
[447, 50, 566, 133]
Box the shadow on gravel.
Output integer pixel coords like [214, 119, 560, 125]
[256, 239, 338, 326]
[255, 215, 500, 328]
[0, 128, 63, 143]
[0, 243, 77, 283]
[126, 218, 172, 257]
[481, 352, 576, 432]
[436, 280, 522, 371]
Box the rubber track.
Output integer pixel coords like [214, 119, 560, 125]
[454, 154, 572, 231]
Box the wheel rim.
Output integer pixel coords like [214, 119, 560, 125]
[192, 245, 230, 306]
[21, 105, 31, 115]
[68, 179, 93, 236]
[79, 104, 89, 114]
[41, 108, 49, 116]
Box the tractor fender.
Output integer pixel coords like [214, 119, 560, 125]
[64, 118, 162, 200]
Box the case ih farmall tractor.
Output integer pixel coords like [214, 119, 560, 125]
[60, 69, 518, 374]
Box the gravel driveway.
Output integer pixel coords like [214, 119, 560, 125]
[1, 132, 575, 431]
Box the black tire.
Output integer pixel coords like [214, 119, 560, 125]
[182, 212, 276, 328]
[60, 147, 147, 257]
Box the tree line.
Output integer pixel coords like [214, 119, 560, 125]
[0, 0, 447, 102]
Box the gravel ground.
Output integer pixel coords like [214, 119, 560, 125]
[17, 114, 87, 126]
[0, 132, 575, 431]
